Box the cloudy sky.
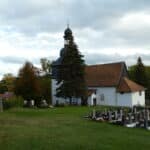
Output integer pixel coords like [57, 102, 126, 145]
[1, 0, 150, 79]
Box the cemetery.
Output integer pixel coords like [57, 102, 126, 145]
[87, 107, 150, 130]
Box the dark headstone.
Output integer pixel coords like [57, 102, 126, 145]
[108, 111, 112, 121]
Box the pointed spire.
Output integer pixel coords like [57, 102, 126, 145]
[64, 22, 73, 46]
[67, 19, 70, 28]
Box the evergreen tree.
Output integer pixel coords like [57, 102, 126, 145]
[56, 27, 87, 104]
[128, 57, 150, 103]
[134, 57, 147, 86]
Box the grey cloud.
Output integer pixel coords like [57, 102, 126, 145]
[0, 56, 56, 66]
[1, 0, 150, 35]
[1, 0, 150, 76]
[85, 53, 150, 66]
[0, 0, 150, 50]
[0, 56, 26, 64]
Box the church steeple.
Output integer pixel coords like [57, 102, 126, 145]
[64, 25, 73, 46]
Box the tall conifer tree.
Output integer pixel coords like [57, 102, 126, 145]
[134, 57, 147, 86]
[56, 26, 87, 104]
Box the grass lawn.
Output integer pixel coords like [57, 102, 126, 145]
[0, 106, 150, 150]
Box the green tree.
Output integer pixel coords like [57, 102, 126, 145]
[2, 73, 15, 92]
[14, 62, 40, 103]
[39, 58, 52, 104]
[128, 57, 150, 103]
[38, 75, 51, 104]
[56, 27, 87, 105]
[134, 57, 147, 86]
[0, 80, 8, 94]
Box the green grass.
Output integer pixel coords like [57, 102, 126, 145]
[0, 107, 150, 150]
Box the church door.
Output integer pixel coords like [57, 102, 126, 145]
[93, 98, 97, 106]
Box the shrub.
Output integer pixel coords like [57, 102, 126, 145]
[3, 96, 24, 109]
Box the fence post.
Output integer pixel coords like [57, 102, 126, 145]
[0, 98, 3, 112]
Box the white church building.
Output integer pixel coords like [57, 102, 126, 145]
[52, 62, 145, 107]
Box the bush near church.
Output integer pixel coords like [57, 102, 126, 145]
[3, 96, 24, 109]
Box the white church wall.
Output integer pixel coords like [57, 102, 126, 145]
[88, 87, 117, 106]
[131, 91, 145, 106]
[97, 87, 116, 106]
[87, 96, 92, 106]
[117, 91, 145, 107]
[51, 79, 57, 105]
[52, 79, 66, 105]
[117, 93, 132, 107]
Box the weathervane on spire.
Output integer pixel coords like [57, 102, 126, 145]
[67, 19, 70, 28]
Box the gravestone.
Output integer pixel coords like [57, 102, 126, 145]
[144, 109, 149, 129]
[104, 108, 107, 115]
[40, 100, 48, 108]
[147, 109, 150, 121]
[31, 100, 35, 106]
[92, 109, 96, 119]
[128, 113, 132, 124]
[114, 110, 118, 120]
[134, 112, 138, 123]
[108, 111, 112, 121]
[24, 100, 27, 106]
[0, 98, 3, 112]
[133, 107, 137, 114]
[120, 109, 123, 121]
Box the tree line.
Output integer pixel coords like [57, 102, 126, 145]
[0, 58, 51, 105]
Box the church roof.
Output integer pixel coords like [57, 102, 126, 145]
[117, 77, 145, 93]
[85, 62, 126, 87]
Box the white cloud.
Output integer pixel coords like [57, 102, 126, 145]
[1, 0, 150, 79]
[118, 11, 150, 31]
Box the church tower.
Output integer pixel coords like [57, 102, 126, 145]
[63, 25, 73, 46]
[51, 26, 74, 105]
[51, 25, 74, 79]
[51, 25, 86, 105]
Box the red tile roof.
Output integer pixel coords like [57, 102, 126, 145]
[85, 62, 126, 87]
[117, 77, 145, 93]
